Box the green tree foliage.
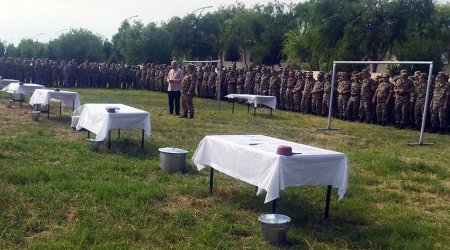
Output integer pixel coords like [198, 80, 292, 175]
[0, 41, 5, 56]
[283, 0, 447, 72]
[4, 44, 19, 58]
[48, 28, 105, 62]
[17, 39, 47, 59]
[390, 3, 450, 75]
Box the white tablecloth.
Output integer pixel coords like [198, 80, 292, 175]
[73, 104, 151, 141]
[29, 89, 81, 109]
[1, 83, 45, 94]
[192, 135, 349, 203]
[225, 94, 277, 109]
[0, 79, 20, 89]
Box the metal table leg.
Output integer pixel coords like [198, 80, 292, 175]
[232, 99, 235, 113]
[271, 199, 278, 213]
[270, 108, 273, 116]
[118, 129, 120, 139]
[59, 100, 62, 116]
[141, 129, 144, 149]
[324, 185, 332, 220]
[48, 102, 50, 119]
[209, 167, 214, 195]
[108, 130, 111, 149]
[72, 99, 75, 111]
[254, 106, 256, 116]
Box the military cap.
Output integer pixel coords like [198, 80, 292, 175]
[420, 73, 428, 79]
[361, 69, 368, 74]
[324, 73, 331, 77]
[400, 69, 408, 73]
[414, 71, 421, 76]
[437, 71, 447, 77]
[382, 73, 391, 78]
[318, 71, 325, 76]
[401, 71, 408, 76]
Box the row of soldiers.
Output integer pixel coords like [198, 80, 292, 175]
[0, 57, 171, 90]
[187, 66, 449, 134]
[1, 57, 448, 133]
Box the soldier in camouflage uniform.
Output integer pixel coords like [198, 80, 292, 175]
[180, 64, 197, 119]
[301, 71, 315, 114]
[337, 72, 351, 119]
[311, 71, 324, 115]
[410, 71, 421, 126]
[269, 70, 281, 105]
[244, 66, 254, 95]
[236, 68, 245, 95]
[201, 66, 210, 98]
[413, 73, 429, 130]
[359, 70, 376, 123]
[226, 67, 237, 95]
[346, 73, 361, 121]
[430, 72, 449, 133]
[322, 73, 333, 116]
[196, 66, 203, 97]
[260, 67, 271, 96]
[254, 66, 262, 95]
[285, 70, 296, 111]
[34, 60, 44, 85]
[279, 69, 288, 110]
[393, 70, 414, 129]
[208, 67, 217, 99]
[373, 73, 394, 125]
[292, 71, 304, 112]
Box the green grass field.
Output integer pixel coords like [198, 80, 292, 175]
[0, 89, 449, 249]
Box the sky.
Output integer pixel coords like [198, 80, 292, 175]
[0, 0, 303, 45]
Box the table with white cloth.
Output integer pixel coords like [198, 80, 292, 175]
[225, 94, 277, 116]
[192, 135, 349, 219]
[73, 104, 151, 149]
[0, 79, 20, 89]
[29, 89, 81, 118]
[1, 82, 45, 107]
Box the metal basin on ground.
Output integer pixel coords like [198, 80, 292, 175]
[158, 147, 189, 173]
[258, 213, 291, 245]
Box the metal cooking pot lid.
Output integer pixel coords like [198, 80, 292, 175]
[258, 213, 291, 224]
[158, 147, 188, 154]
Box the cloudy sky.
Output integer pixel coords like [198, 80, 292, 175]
[1, 0, 448, 45]
[0, 0, 302, 45]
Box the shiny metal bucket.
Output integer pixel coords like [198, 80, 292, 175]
[159, 147, 188, 173]
[258, 213, 291, 244]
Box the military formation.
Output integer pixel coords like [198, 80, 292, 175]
[1, 57, 449, 134]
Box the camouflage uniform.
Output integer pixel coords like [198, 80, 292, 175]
[374, 75, 394, 125]
[359, 75, 376, 123]
[260, 70, 270, 96]
[226, 69, 237, 95]
[208, 68, 217, 99]
[254, 68, 262, 95]
[244, 68, 254, 95]
[413, 74, 428, 130]
[430, 73, 449, 133]
[279, 69, 288, 109]
[236, 69, 245, 94]
[269, 71, 281, 105]
[322, 74, 333, 116]
[346, 75, 361, 121]
[285, 71, 296, 111]
[301, 73, 315, 114]
[180, 65, 198, 118]
[311, 72, 324, 115]
[394, 73, 414, 128]
[337, 74, 351, 119]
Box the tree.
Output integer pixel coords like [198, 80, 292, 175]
[0, 41, 5, 56]
[17, 39, 47, 59]
[4, 44, 19, 58]
[49, 28, 105, 62]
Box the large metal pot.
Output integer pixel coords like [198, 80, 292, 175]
[158, 147, 188, 173]
[31, 111, 41, 122]
[5, 99, 12, 108]
[258, 213, 291, 245]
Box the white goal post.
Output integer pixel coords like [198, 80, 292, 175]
[183, 60, 222, 109]
[318, 60, 434, 146]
